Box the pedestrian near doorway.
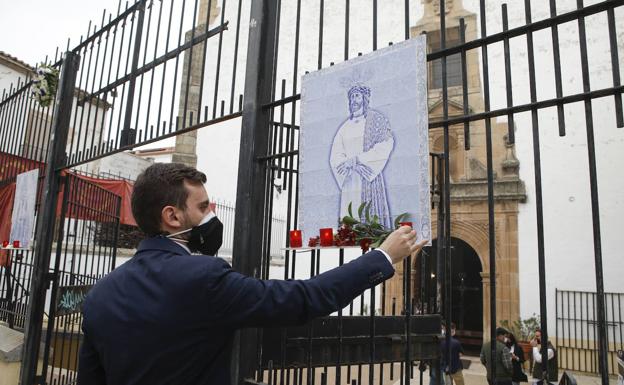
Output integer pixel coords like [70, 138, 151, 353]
[441, 322, 465, 385]
[506, 332, 528, 384]
[531, 329, 558, 384]
[480, 327, 513, 385]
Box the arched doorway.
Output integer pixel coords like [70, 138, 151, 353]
[418, 237, 483, 351]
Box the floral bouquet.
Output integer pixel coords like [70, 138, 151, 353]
[309, 201, 409, 252]
[30, 64, 59, 108]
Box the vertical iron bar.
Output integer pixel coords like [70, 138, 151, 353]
[439, 1, 453, 380]
[211, 0, 227, 119]
[157, 0, 176, 132]
[183, 0, 200, 127]
[344, 0, 349, 61]
[19, 51, 80, 385]
[576, 1, 609, 382]
[549, 0, 566, 136]
[231, 0, 278, 383]
[41, 175, 69, 383]
[372, 0, 377, 51]
[606, 6, 623, 128]
[318, 0, 324, 70]
[502, 4, 515, 144]
[460, 19, 469, 150]
[121, 0, 147, 146]
[478, 1, 498, 382]
[524, 0, 550, 381]
[144, 0, 164, 135]
[168, 0, 187, 133]
[229, 0, 244, 114]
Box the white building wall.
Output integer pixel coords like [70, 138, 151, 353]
[0, 62, 28, 96]
[474, 0, 624, 332]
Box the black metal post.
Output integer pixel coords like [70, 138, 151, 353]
[231, 0, 278, 384]
[19, 50, 80, 385]
[120, 0, 147, 147]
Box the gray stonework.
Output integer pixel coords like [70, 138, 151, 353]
[172, 0, 220, 167]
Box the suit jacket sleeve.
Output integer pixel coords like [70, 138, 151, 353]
[201, 250, 394, 328]
[77, 327, 106, 385]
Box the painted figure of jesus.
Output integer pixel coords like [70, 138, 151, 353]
[330, 84, 394, 228]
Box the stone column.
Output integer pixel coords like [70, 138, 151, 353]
[172, 0, 220, 167]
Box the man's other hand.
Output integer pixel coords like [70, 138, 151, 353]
[379, 225, 428, 264]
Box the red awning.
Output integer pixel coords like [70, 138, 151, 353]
[0, 170, 137, 266]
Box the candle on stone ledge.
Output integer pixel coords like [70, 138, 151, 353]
[12, 240, 20, 248]
[319, 228, 333, 247]
[2, 241, 8, 248]
[289, 230, 302, 248]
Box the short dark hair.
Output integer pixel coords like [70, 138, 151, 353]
[131, 163, 207, 236]
[495, 327, 508, 336]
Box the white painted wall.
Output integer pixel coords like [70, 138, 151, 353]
[0, 62, 28, 96]
[476, 1, 624, 333]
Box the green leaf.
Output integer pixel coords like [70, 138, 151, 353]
[348, 202, 354, 218]
[394, 213, 410, 229]
[372, 214, 379, 224]
[341, 215, 358, 226]
[357, 202, 367, 221]
[364, 202, 371, 223]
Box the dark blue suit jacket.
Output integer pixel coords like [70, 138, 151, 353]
[77, 236, 394, 385]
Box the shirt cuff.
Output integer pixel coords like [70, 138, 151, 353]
[378, 249, 394, 269]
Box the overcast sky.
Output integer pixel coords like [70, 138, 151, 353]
[0, 0, 123, 66]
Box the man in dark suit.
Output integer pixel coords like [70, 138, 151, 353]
[77, 163, 427, 385]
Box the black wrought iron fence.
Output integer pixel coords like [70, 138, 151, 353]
[0, 0, 622, 384]
[556, 289, 624, 376]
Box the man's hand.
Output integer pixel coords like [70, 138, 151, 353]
[379, 225, 428, 264]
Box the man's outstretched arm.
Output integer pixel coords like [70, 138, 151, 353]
[199, 226, 427, 329]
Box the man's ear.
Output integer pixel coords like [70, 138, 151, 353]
[161, 205, 184, 231]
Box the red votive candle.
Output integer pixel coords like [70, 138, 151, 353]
[12, 240, 20, 248]
[319, 228, 334, 247]
[289, 230, 302, 248]
[399, 221, 413, 228]
[2, 241, 8, 248]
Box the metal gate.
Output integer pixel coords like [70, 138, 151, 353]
[41, 173, 121, 385]
[0, 0, 622, 384]
[556, 289, 624, 376]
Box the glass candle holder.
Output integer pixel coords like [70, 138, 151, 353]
[319, 228, 334, 247]
[289, 230, 302, 248]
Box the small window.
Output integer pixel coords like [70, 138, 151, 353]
[427, 27, 463, 89]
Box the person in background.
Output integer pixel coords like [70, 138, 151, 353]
[480, 327, 513, 385]
[506, 332, 527, 385]
[441, 322, 465, 385]
[531, 329, 558, 384]
[429, 322, 446, 385]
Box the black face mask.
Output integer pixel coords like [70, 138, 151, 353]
[168, 212, 223, 256]
[188, 214, 223, 256]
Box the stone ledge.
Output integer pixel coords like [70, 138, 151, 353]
[449, 179, 527, 203]
[0, 325, 23, 363]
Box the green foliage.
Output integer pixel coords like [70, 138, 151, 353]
[339, 201, 410, 249]
[500, 313, 541, 342]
